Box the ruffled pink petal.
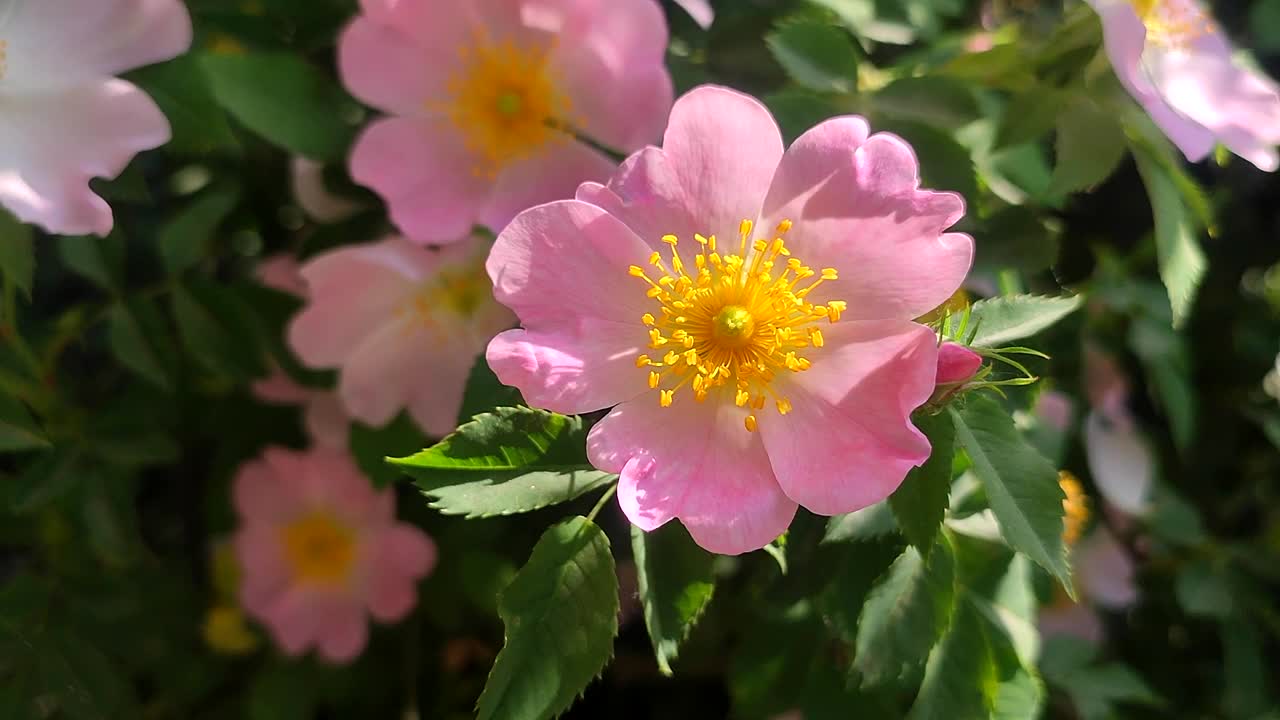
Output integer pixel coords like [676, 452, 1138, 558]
[305, 393, 351, 449]
[349, 118, 491, 244]
[479, 141, 617, 235]
[549, 0, 672, 151]
[486, 325, 647, 416]
[235, 526, 292, 615]
[258, 590, 324, 657]
[578, 87, 783, 246]
[289, 159, 361, 225]
[1075, 528, 1139, 610]
[4, 0, 191, 92]
[357, 0, 480, 49]
[317, 600, 370, 664]
[233, 458, 299, 524]
[588, 396, 798, 555]
[338, 16, 454, 117]
[1092, 2, 1216, 162]
[256, 254, 307, 297]
[366, 525, 436, 622]
[759, 320, 937, 516]
[288, 238, 426, 367]
[760, 120, 973, 321]
[0, 80, 171, 236]
[1084, 410, 1154, 517]
[1150, 49, 1280, 171]
[404, 337, 485, 437]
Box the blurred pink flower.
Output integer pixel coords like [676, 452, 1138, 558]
[256, 253, 308, 297]
[338, 0, 674, 244]
[673, 0, 714, 29]
[1039, 528, 1138, 644]
[291, 158, 362, 224]
[487, 86, 973, 554]
[1083, 346, 1154, 516]
[288, 235, 515, 436]
[0, 0, 191, 235]
[934, 342, 982, 387]
[1087, 0, 1280, 170]
[252, 366, 351, 449]
[234, 447, 435, 663]
[1035, 390, 1076, 433]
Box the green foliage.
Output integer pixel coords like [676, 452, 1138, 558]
[476, 517, 618, 720]
[950, 395, 1071, 590]
[890, 411, 956, 555]
[0, 210, 34, 298]
[766, 18, 860, 93]
[391, 408, 615, 518]
[632, 522, 716, 676]
[962, 294, 1083, 348]
[906, 599, 995, 720]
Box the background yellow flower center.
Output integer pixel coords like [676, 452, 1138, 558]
[281, 513, 355, 586]
[441, 34, 574, 178]
[1058, 471, 1091, 547]
[629, 220, 847, 432]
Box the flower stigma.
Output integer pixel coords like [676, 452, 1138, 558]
[281, 513, 356, 585]
[439, 31, 575, 177]
[629, 219, 847, 433]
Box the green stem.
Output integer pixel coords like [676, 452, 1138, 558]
[585, 482, 619, 525]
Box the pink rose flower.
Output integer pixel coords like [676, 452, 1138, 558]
[487, 86, 974, 554]
[252, 365, 351, 450]
[288, 235, 515, 436]
[1083, 346, 1155, 517]
[234, 447, 436, 663]
[0, 0, 191, 235]
[338, 0, 674, 244]
[1088, 0, 1280, 170]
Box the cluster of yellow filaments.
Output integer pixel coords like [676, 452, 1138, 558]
[440, 31, 574, 178]
[1130, 0, 1215, 48]
[629, 219, 847, 433]
[1059, 471, 1091, 547]
[281, 513, 356, 586]
[399, 256, 489, 330]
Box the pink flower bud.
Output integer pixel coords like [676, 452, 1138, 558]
[935, 342, 982, 387]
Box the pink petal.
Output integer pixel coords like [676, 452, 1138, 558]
[935, 342, 982, 386]
[1035, 390, 1076, 433]
[256, 254, 308, 297]
[1084, 410, 1154, 517]
[338, 16, 455, 117]
[579, 86, 783, 246]
[356, 0, 480, 49]
[251, 366, 311, 406]
[0, 80, 171, 236]
[289, 159, 361, 225]
[759, 120, 973, 321]
[4, 0, 191, 91]
[588, 397, 798, 555]
[480, 141, 617, 236]
[348, 118, 491, 244]
[1092, 2, 1216, 162]
[759, 321, 937, 515]
[404, 336, 486, 437]
[1039, 601, 1103, 645]
[1150, 49, 1280, 171]
[317, 600, 370, 664]
[233, 458, 299, 524]
[305, 393, 351, 449]
[1075, 528, 1139, 610]
[486, 324, 648, 416]
[287, 238, 425, 367]
[548, 0, 673, 151]
[366, 525, 436, 623]
[673, 0, 715, 28]
[259, 590, 324, 657]
[235, 525, 292, 615]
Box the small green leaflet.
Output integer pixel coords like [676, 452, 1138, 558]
[1129, 135, 1207, 328]
[889, 411, 955, 555]
[476, 517, 618, 720]
[390, 407, 615, 518]
[961, 294, 1082, 348]
[949, 395, 1072, 591]
[766, 18, 860, 94]
[632, 522, 716, 676]
[906, 599, 997, 720]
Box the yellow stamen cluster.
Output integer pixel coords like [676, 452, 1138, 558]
[1131, 0, 1215, 48]
[629, 219, 847, 433]
[281, 513, 356, 586]
[1059, 471, 1090, 547]
[400, 257, 489, 328]
[439, 32, 574, 178]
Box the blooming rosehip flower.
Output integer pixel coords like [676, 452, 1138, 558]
[338, 0, 674, 244]
[1088, 0, 1280, 170]
[234, 447, 435, 663]
[487, 86, 974, 554]
[0, 0, 191, 235]
[288, 236, 515, 436]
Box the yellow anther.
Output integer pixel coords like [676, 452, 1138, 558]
[777, 398, 793, 415]
[636, 355, 652, 368]
[628, 265, 645, 277]
[735, 389, 750, 407]
[739, 219, 754, 237]
[660, 389, 674, 407]
[810, 329, 825, 348]
[662, 234, 679, 246]
[821, 268, 838, 281]
[642, 313, 656, 326]
[777, 219, 793, 234]
[744, 414, 758, 432]
[649, 371, 661, 388]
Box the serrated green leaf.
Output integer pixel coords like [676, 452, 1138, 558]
[906, 600, 996, 720]
[854, 535, 956, 687]
[476, 517, 618, 720]
[158, 184, 240, 274]
[950, 395, 1071, 589]
[963, 294, 1082, 348]
[825, 500, 898, 543]
[1049, 97, 1126, 195]
[0, 395, 48, 453]
[106, 299, 174, 391]
[632, 522, 715, 676]
[391, 407, 614, 518]
[766, 19, 859, 93]
[200, 51, 358, 162]
[0, 210, 34, 298]
[1130, 138, 1206, 328]
[890, 412, 955, 555]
